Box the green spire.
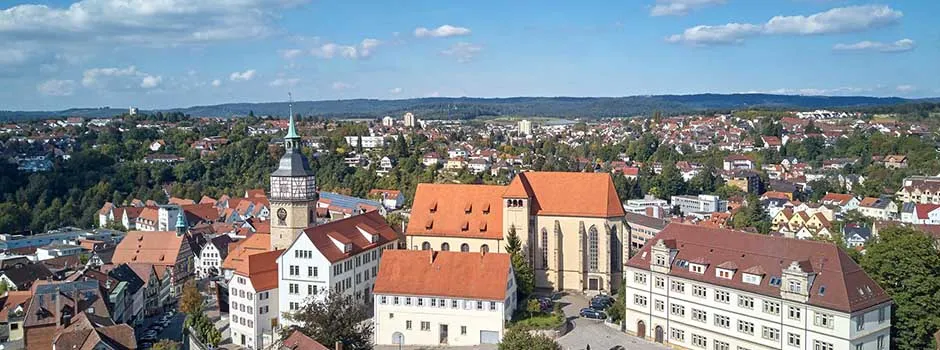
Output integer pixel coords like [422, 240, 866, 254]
[175, 209, 186, 236]
[286, 92, 299, 139]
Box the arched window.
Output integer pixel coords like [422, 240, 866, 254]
[540, 228, 549, 269]
[588, 225, 599, 272]
[441, 243, 450, 251]
[481, 244, 490, 253]
[460, 243, 470, 252]
[610, 225, 620, 270]
[421, 242, 431, 251]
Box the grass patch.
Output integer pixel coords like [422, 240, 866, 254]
[511, 311, 565, 330]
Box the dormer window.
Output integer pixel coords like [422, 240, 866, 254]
[689, 263, 706, 274]
[743, 273, 762, 285]
[344, 243, 352, 253]
[482, 203, 490, 214]
[479, 222, 487, 232]
[429, 201, 437, 213]
[716, 268, 733, 279]
[654, 254, 666, 266]
[461, 221, 469, 231]
[464, 202, 472, 213]
[788, 280, 802, 293]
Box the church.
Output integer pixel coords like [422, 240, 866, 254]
[407, 172, 626, 293]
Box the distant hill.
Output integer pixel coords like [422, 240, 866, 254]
[2, 94, 935, 121]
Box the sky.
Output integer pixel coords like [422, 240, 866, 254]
[1, 0, 938, 111]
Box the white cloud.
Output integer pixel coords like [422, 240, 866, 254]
[332, 81, 353, 90]
[414, 25, 471, 38]
[140, 75, 162, 89]
[389, 87, 403, 94]
[426, 91, 441, 97]
[82, 66, 137, 86]
[896, 85, 916, 93]
[667, 5, 902, 45]
[279, 49, 303, 60]
[211, 79, 222, 87]
[37, 79, 76, 96]
[833, 38, 915, 53]
[229, 69, 256, 81]
[0, 49, 29, 65]
[269, 78, 300, 87]
[766, 86, 872, 96]
[666, 23, 761, 45]
[650, 0, 726, 17]
[441, 42, 482, 63]
[311, 38, 381, 59]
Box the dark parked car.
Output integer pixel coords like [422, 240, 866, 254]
[590, 299, 610, 311]
[579, 307, 607, 319]
[592, 294, 614, 305]
[537, 297, 553, 311]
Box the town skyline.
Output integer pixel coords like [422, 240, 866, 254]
[2, 0, 938, 110]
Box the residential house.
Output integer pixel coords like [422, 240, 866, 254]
[819, 193, 860, 213]
[51, 312, 136, 350]
[229, 250, 281, 349]
[895, 176, 940, 204]
[624, 224, 893, 350]
[0, 263, 54, 291]
[23, 280, 114, 350]
[373, 250, 516, 346]
[625, 212, 670, 254]
[671, 195, 728, 216]
[883, 155, 908, 169]
[857, 197, 899, 221]
[111, 230, 194, 302]
[722, 155, 754, 172]
[843, 224, 873, 248]
[368, 189, 404, 210]
[277, 211, 400, 328]
[107, 263, 147, 326]
[197, 235, 233, 279]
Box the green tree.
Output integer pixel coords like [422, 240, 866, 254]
[499, 327, 561, 350]
[860, 226, 940, 350]
[526, 299, 542, 316]
[281, 289, 373, 350]
[179, 280, 203, 315]
[505, 226, 534, 300]
[151, 339, 179, 350]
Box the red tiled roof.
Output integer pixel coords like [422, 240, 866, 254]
[111, 231, 184, 267]
[222, 234, 271, 271]
[407, 183, 505, 240]
[301, 211, 400, 263]
[374, 250, 512, 300]
[504, 172, 625, 218]
[183, 203, 220, 223]
[282, 330, 330, 350]
[626, 224, 892, 313]
[235, 250, 282, 292]
[168, 197, 195, 205]
[916, 204, 940, 220]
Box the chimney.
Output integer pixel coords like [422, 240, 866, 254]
[335, 341, 343, 350]
[429, 250, 437, 264]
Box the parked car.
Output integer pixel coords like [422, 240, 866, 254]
[550, 291, 564, 301]
[579, 307, 607, 319]
[592, 294, 614, 305]
[590, 299, 610, 311]
[537, 297, 553, 311]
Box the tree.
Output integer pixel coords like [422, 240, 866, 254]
[0, 280, 7, 294]
[607, 291, 626, 323]
[526, 299, 542, 316]
[179, 280, 203, 315]
[505, 226, 534, 300]
[281, 289, 373, 350]
[860, 226, 940, 350]
[499, 327, 561, 350]
[151, 340, 179, 350]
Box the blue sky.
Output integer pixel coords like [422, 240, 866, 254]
[2, 0, 938, 110]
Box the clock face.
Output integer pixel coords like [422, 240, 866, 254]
[277, 208, 287, 221]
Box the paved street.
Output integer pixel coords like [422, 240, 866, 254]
[555, 294, 669, 350]
[134, 310, 185, 348]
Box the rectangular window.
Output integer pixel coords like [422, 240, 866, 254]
[670, 328, 685, 341]
[654, 276, 665, 289]
[692, 309, 707, 323]
[788, 306, 801, 320]
[452, 300, 458, 308]
[654, 299, 664, 312]
[813, 340, 834, 350]
[421, 321, 430, 331]
[692, 334, 707, 348]
[439, 299, 445, 308]
[693, 285, 707, 298]
[461, 326, 467, 335]
[431, 299, 437, 307]
[763, 301, 780, 315]
[476, 301, 483, 310]
[815, 312, 834, 329]
[405, 320, 412, 330]
[289, 265, 299, 276]
[762, 326, 780, 341]
[714, 340, 729, 350]
[738, 295, 754, 309]
[878, 307, 886, 323]
[788, 333, 801, 347]
[856, 314, 865, 331]
[671, 281, 686, 293]
[877, 335, 885, 350]
[738, 320, 754, 335]
[393, 297, 399, 305]
[634, 295, 648, 307]
[670, 303, 685, 317]
[417, 298, 424, 306]
[634, 272, 647, 284]
[405, 297, 412, 306]
[715, 290, 730, 303]
[308, 266, 314, 277]
[714, 314, 730, 328]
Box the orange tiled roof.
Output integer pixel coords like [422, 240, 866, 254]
[234, 249, 282, 292]
[374, 250, 511, 300]
[504, 172, 624, 218]
[301, 211, 400, 263]
[168, 197, 195, 206]
[111, 231, 184, 267]
[407, 183, 505, 240]
[221, 233, 271, 271]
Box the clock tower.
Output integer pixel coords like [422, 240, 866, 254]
[269, 103, 317, 251]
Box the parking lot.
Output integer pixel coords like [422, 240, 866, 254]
[135, 310, 185, 348]
[554, 294, 669, 350]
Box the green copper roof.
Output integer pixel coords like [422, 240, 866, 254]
[286, 110, 299, 139]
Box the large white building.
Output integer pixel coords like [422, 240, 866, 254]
[373, 250, 517, 346]
[518, 119, 532, 136]
[404, 112, 416, 128]
[382, 116, 394, 127]
[344, 135, 386, 149]
[671, 194, 728, 215]
[196, 235, 232, 278]
[276, 211, 400, 328]
[229, 250, 281, 349]
[624, 224, 892, 350]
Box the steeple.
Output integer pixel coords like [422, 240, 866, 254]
[286, 92, 299, 141]
[175, 209, 187, 236]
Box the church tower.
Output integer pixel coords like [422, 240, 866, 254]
[269, 99, 318, 251]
